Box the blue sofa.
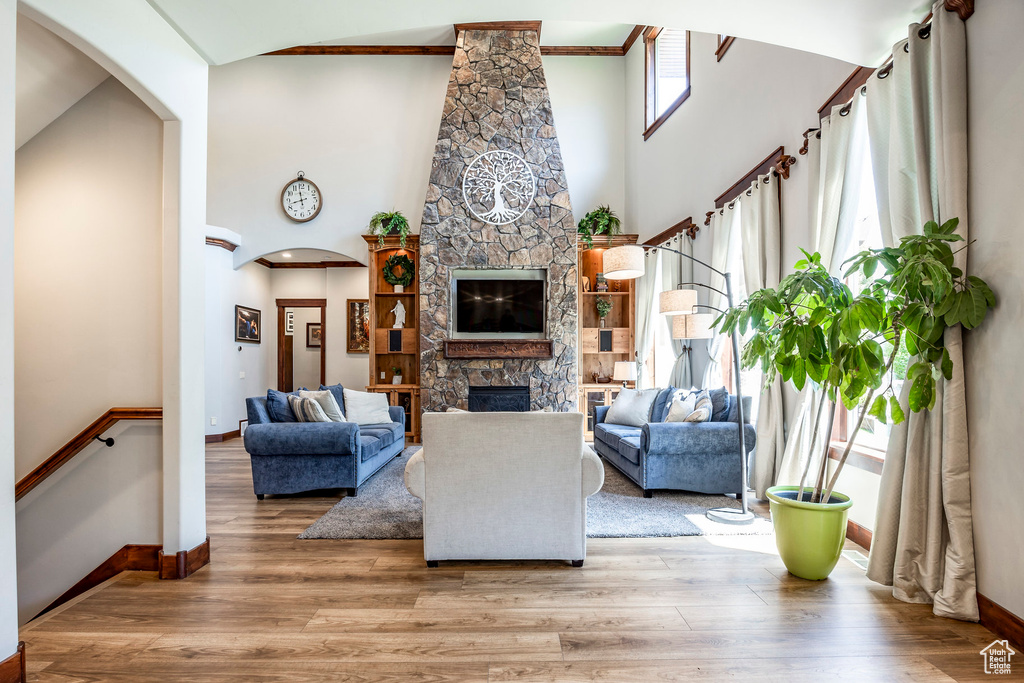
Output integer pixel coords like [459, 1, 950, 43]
[243, 387, 405, 499]
[593, 389, 755, 498]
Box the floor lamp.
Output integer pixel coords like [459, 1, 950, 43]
[603, 244, 754, 525]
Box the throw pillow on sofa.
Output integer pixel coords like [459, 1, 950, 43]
[266, 389, 298, 423]
[605, 388, 660, 427]
[287, 394, 332, 422]
[319, 384, 347, 415]
[343, 388, 393, 425]
[666, 389, 713, 423]
[708, 386, 731, 422]
[299, 389, 346, 422]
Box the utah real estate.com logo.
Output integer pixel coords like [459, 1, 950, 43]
[980, 639, 1015, 675]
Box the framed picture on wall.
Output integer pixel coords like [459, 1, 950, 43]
[306, 322, 322, 348]
[347, 299, 370, 354]
[235, 305, 261, 343]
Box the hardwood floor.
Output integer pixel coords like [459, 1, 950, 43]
[19, 440, 1009, 682]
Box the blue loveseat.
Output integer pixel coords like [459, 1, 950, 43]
[243, 385, 405, 499]
[593, 388, 755, 498]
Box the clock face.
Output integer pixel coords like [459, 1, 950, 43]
[281, 177, 322, 222]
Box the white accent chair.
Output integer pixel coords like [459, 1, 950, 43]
[404, 411, 604, 567]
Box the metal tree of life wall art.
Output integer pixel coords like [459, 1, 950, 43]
[462, 150, 536, 225]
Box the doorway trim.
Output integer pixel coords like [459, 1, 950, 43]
[276, 298, 327, 390]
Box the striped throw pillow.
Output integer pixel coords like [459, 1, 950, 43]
[287, 394, 331, 423]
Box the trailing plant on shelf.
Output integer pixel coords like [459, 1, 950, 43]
[368, 210, 410, 247]
[578, 205, 622, 249]
[382, 253, 415, 289]
[595, 296, 613, 327]
[715, 218, 995, 505]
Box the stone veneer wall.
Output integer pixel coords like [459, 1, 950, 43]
[419, 27, 578, 412]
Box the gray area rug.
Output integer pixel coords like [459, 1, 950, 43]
[298, 447, 773, 540]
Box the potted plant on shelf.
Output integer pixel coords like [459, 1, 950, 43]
[715, 218, 995, 580]
[368, 210, 411, 247]
[596, 296, 613, 328]
[383, 253, 415, 293]
[392, 366, 403, 385]
[578, 205, 622, 249]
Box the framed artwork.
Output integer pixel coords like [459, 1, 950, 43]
[235, 305, 261, 343]
[347, 299, 370, 354]
[306, 322, 322, 348]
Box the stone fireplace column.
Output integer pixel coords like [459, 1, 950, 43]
[418, 24, 578, 412]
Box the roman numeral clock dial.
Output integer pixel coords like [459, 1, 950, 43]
[281, 171, 322, 222]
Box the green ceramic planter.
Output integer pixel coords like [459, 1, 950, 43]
[766, 485, 853, 580]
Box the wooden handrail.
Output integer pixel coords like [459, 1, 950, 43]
[15, 407, 162, 501]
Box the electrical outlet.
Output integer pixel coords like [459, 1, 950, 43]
[239, 371, 245, 379]
[210, 417, 217, 426]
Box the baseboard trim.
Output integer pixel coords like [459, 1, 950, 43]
[978, 593, 1024, 650]
[205, 430, 241, 443]
[845, 519, 873, 551]
[38, 544, 161, 618]
[0, 642, 25, 683]
[159, 536, 211, 580]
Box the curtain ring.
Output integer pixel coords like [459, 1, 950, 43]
[918, 24, 931, 39]
[839, 101, 852, 116]
[903, 42, 910, 53]
[860, 85, 867, 96]
[878, 62, 893, 79]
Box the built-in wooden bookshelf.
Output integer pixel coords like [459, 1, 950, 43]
[578, 234, 638, 440]
[363, 234, 421, 442]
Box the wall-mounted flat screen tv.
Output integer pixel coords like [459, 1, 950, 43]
[454, 277, 545, 337]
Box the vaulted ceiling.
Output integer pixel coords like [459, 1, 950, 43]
[147, 0, 928, 67]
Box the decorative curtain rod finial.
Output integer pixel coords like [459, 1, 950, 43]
[704, 210, 715, 227]
[774, 154, 796, 179]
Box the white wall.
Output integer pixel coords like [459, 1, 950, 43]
[15, 77, 164, 474]
[204, 247, 273, 435]
[207, 54, 628, 265]
[544, 56, 626, 219]
[21, 0, 211, 555]
[15, 421, 161, 623]
[0, 0, 19, 660]
[325, 268, 371, 389]
[287, 306, 321, 390]
[12, 75, 165, 626]
[964, 0, 1024, 622]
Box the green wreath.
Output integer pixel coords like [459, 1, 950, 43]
[383, 253, 415, 287]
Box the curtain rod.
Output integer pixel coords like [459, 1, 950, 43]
[703, 154, 795, 226]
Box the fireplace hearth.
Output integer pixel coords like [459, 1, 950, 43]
[468, 386, 531, 412]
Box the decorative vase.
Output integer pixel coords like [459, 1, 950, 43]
[394, 284, 404, 293]
[766, 485, 853, 580]
[393, 375, 402, 385]
[600, 317, 606, 328]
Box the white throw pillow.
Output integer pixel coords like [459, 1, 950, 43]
[343, 389, 393, 425]
[299, 389, 346, 422]
[287, 394, 332, 423]
[604, 388, 660, 427]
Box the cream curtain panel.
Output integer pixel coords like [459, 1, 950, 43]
[864, 6, 977, 621]
[701, 205, 740, 388]
[738, 175, 785, 498]
[660, 234, 693, 389]
[634, 250, 659, 389]
[775, 96, 868, 488]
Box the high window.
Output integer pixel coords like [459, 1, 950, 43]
[644, 28, 690, 140]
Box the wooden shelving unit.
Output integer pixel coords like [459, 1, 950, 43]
[363, 234, 421, 442]
[578, 234, 639, 440]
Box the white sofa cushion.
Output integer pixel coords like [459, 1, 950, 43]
[605, 388, 660, 427]
[299, 389, 346, 422]
[343, 389, 393, 425]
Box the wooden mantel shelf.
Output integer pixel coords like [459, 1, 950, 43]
[443, 339, 553, 360]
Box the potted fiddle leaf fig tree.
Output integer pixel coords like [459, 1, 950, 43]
[715, 218, 994, 580]
[368, 210, 410, 247]
[578, 205, 622, 249]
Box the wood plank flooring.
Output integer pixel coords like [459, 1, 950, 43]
[19, 440, 1010, 682]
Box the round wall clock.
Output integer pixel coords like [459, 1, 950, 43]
[281, 171, 322, 222]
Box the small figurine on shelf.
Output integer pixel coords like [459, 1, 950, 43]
[582, 276, 591, 292]
[592, 362, 611, 384]
[390, 299, 406, 328]
[595, 272, 608, 292]
[596, 297, 613, 328]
